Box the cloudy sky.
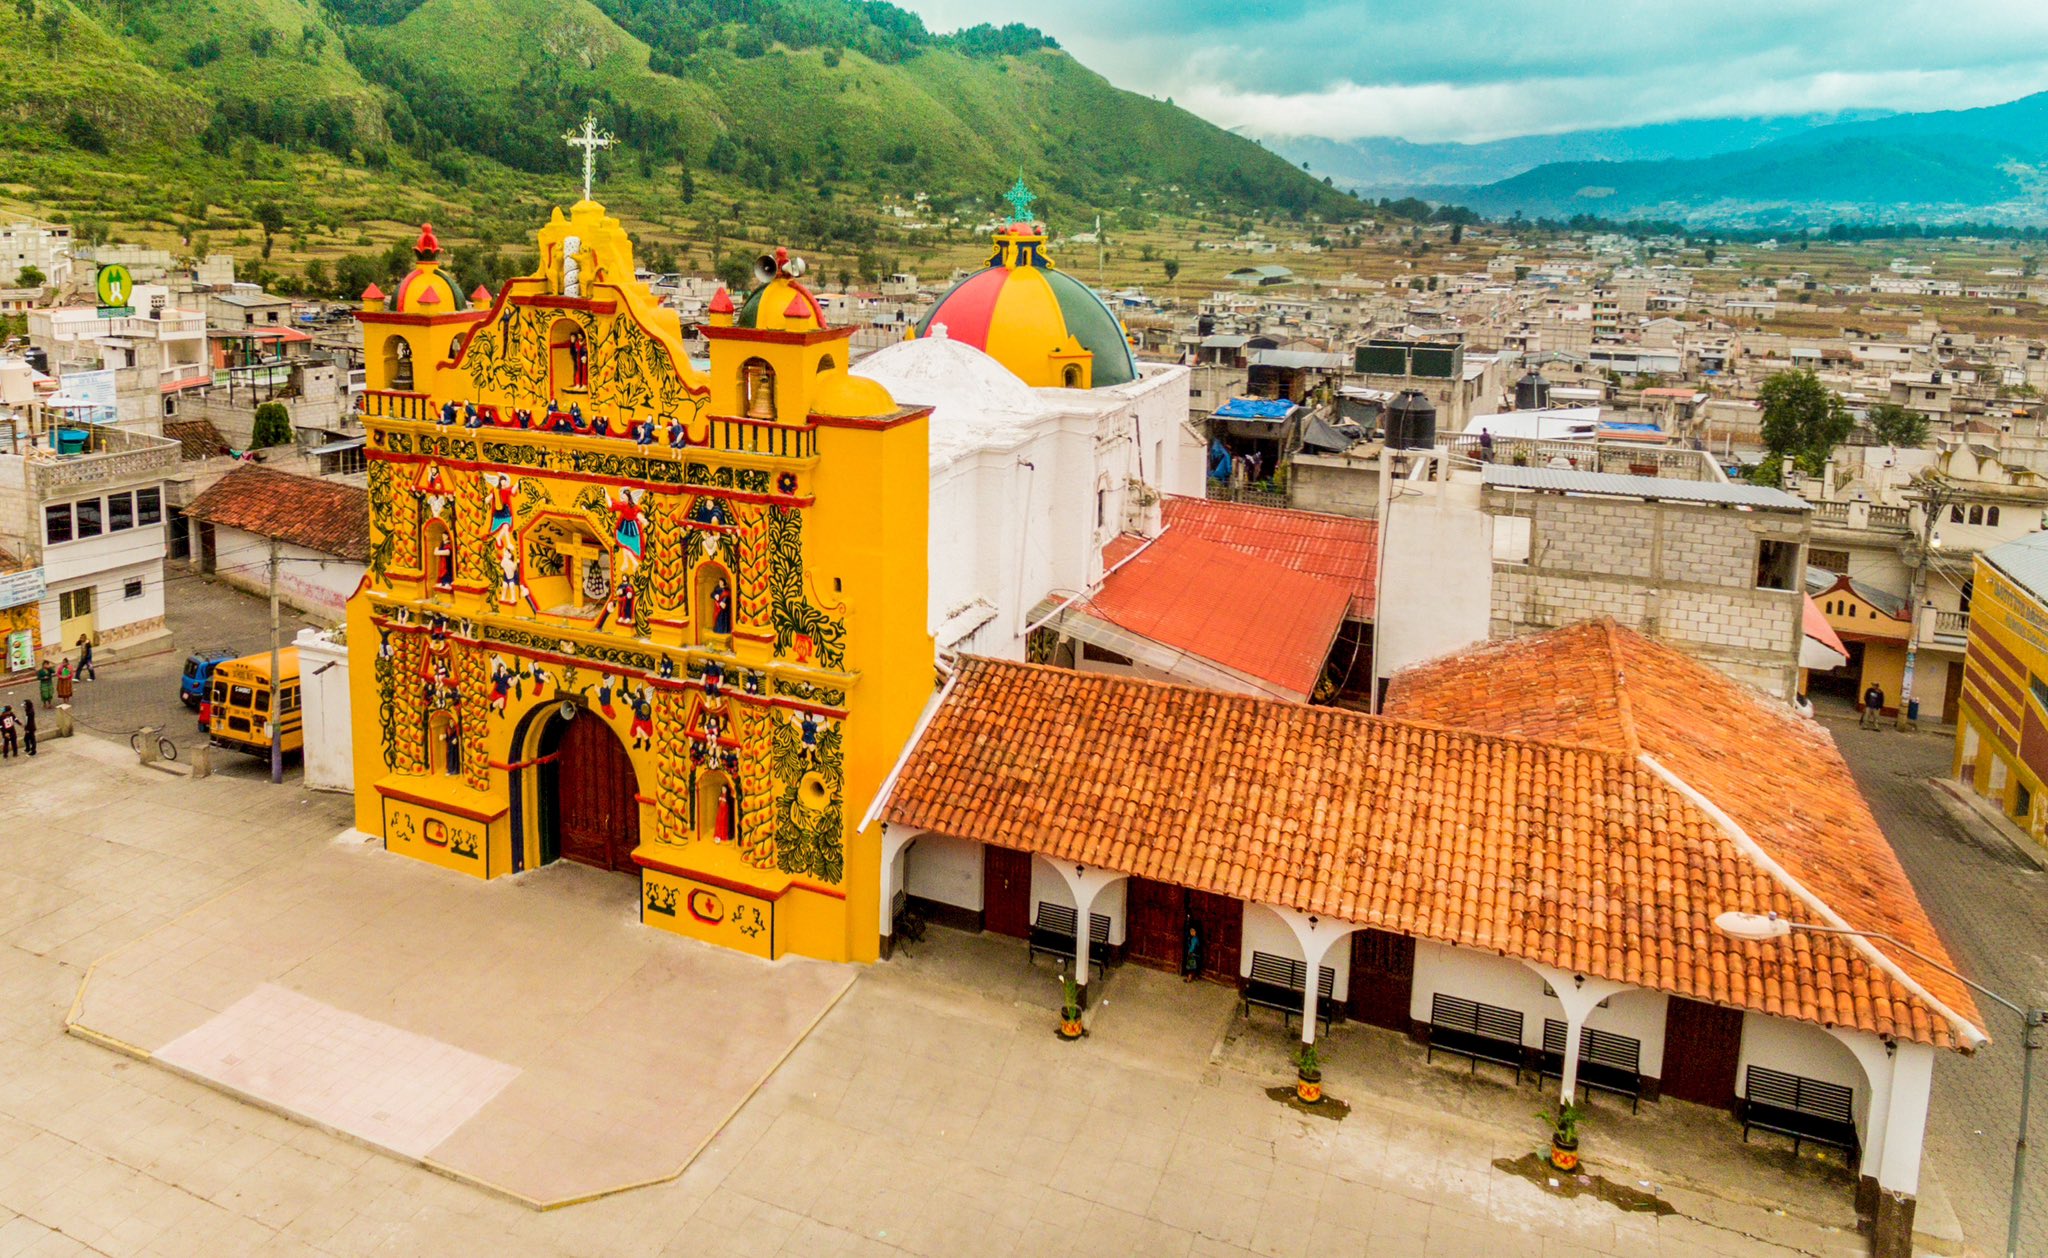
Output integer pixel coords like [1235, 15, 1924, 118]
[898, 0, 2048, 143]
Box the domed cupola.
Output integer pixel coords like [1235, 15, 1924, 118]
[912, 180, 1137, 390]
[393, 223, 464, 315]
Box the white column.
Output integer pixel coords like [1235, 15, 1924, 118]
[1051, 863, 1126, 1004]
[1525, 962, 1630, 1104]
[1828, 1027, 1895, 1187]
[877, 826, 918, 952]
[1877, 1042, 1936, 1197]
[1268, 907, 1360, 1047]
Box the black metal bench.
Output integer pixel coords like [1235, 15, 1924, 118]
[1026, 902, 1110, 976]
[1240, 951, 1339, 1034]
[1741, 1066, 1858, 1159]
[1425, 993, 1526, 1082]
[1538, 1018, 1644, 1113]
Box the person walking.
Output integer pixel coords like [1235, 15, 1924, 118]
[22, 699, 35, 757]
[1478, 427, 1495, 462]
[56, 660, 73, 707]
[1861, 681, 1886, 730]
[36, 659, 53, 706]
[74, 635, 94, 681]
[0, 705, 16, 760]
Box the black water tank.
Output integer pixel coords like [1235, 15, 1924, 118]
[1197, 314, 1215, 337]
[25, 347, 48, 374]
[1515, 368, 1551, 411]
[1385, 389, 1437, 449]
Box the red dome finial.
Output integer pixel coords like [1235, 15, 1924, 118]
[414, 223, 441, 259]
[709, 287, 735, 315]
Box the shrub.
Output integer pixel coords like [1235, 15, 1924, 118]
[251, 402, 293, 449]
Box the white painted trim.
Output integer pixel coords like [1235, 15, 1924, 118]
[857, 672, 958, 835]
[1639, 752, 1988, 1049]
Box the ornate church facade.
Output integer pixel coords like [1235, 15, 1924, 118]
[345, 200, 932, 963]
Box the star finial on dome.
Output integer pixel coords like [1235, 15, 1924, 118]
[1002, 175, 1036, 225]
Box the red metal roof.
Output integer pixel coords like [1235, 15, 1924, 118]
[1159, 495, 1377, 619]
[1084, 530, 1349, 697]
[1803, 594, 1848, 659]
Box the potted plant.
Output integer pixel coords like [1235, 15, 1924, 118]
[1539, 1100, 1586, 1172]
[1293, 1042, 1323, 1104]
[1057, 974, 1084, 1040]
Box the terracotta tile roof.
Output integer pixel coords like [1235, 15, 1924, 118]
[1160, 495, 1377, 619]
[1385, 621, 1982, 1047]
[1083, 530, 1349, 697]
[886, 640, 1978, 1049]
[162, 419, 232, 461]
[183, 465, 371, 561]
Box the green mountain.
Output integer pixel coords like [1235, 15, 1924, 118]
[0, 0, 1351, 274]
[1435, 92, 2048, 227]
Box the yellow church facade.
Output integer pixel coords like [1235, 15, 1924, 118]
[345, 202, 932, 964]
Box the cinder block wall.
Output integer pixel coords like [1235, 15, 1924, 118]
[1488, 491, 1805, 699]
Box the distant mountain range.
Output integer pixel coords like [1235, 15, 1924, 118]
[1268, 92, 2048, 226]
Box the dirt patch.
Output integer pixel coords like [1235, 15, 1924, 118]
[1494, 1150, 1677, 1216]
[1264, 1084, 1351, 1121]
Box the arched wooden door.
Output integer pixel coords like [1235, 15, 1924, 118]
[548, 712, 640, 873]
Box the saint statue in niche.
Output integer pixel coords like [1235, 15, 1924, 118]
[710, 577, 733, 635]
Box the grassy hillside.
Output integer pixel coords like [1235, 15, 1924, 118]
[0, 0, 1354, 295]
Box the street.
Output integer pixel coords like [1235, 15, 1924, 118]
[0, 570, 326, 767]
[1822, 700, 2048, 1253]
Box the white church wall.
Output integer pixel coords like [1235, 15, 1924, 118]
[904, 831, 983, 913]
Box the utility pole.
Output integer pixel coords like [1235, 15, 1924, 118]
[1900, 475, 1956, 731]
[268, 536, 283, 785]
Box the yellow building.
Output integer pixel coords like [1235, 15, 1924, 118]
[346, 204, 932, 963]
[1953, 533, 2048, 843]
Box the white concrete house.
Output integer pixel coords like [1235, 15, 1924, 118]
[0, 421, 178, 658]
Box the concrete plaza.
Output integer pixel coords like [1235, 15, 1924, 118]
[0, 731, 1928, 1256]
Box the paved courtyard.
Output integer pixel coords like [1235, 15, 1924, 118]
[0, 725, 1909, 1257]
[69, 824, 853, 1205]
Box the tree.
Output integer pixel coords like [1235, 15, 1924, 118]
[714, 253, 751, 291]
[1758, 370, 1853, 480]
[60, 110, 106, 153]
[1866, 401, 1931, 449]
[1449, 222, 1463, 245]
[15, 265, 44, 289]
[251, 402, 293, 449]
[255, 202, 286, 259]
[1161, 258, 1179, 284]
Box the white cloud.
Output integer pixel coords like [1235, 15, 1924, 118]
[895, 0, 2048, 143]
[1187, 64, 2048, 144]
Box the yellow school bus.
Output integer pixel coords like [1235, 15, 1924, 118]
[205, 647, 303, 758]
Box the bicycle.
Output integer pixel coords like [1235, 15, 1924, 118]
[129, 725, 179, 762]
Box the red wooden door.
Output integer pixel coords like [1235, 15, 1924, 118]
[1662, 997, 1745, 1109]
[1126, 878, 1186, 969]
[1186, 891, 1242, 983]
[555, 713, 639, 872]
[1347, 929, 1416, 1031]
[983, 846, 1032, 938]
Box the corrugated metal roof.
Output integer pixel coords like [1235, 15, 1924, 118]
[1983, 531, 2048, 605]
[1482, 463, 1809, 511]
[1250, 349, 1349, 370]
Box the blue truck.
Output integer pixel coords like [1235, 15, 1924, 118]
[179, 648, 236, 711]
